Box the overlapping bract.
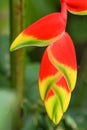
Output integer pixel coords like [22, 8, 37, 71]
[39, 32, 77, 124]
[9, 0, 87, 125]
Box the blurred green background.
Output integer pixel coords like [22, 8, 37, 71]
[0, 0, 87, 130]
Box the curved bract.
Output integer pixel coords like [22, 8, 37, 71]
[65, 0, 87, 15]
[10, 13, 66, 51]
[10, 0, 78, 125]
[39, 32, 77, 124]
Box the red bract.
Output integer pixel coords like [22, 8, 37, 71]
[23, 13, 66, 40]
[65, 0, 87, 14]
[10, 0, 78, 125]
[39, 32, 77, 124]
[10, 12, 67, 51]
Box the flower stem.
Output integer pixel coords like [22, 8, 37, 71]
[9, 0, 24, 129]
[61, 1, 67, 23]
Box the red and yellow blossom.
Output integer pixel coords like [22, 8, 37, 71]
[10, 0, 79, 125]
[39, 32, 77, 124]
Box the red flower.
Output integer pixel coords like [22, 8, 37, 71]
[10, 0, 78, 124]
[39, 32, 77, 124]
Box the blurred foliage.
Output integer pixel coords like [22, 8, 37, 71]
[0, 90, 19, 130]
[0, 0, 87, 130]
[0, 35, 10, 88]
[0, 0, 9, 34]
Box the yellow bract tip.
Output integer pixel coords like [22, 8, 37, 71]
[10, 33, 25, 51]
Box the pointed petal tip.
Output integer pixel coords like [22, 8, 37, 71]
[10, 46, 16, 52]
[10, 46, 12, 52]
[10, 42, 15, 52]
[10, 41, 19, 52]
[10, 33, 23, 52]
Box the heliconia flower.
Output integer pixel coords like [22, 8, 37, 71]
[10, 11, 67, 51]
[10, 0, 77, 125]
[39, 32, 77, 124]
[65, 0, 87, 15]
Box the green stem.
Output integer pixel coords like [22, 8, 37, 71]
[9, 0, 24, 129]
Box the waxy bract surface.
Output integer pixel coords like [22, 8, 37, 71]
[10, 0, 78, 125]
[10, 13, 66, 51]
[39, 32, 77, 124]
